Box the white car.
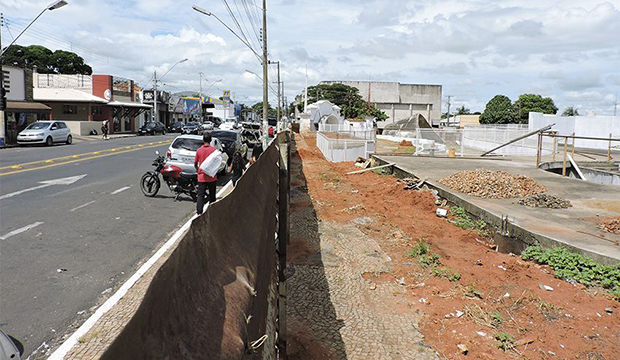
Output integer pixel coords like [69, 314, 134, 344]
[219, 118, 238, 131]
[17, 121, 72, 146]
[166, 134, 229, 175]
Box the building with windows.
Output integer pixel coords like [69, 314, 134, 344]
[2, 65, 51, 144]
[320, 81, 442, 128]
[33, 73, 151, 135]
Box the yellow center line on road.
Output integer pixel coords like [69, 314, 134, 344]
[0, 142, 170, 177]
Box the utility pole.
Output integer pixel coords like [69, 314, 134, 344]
[0, 13, 6, 147]
[198, 72, 204, 120]
[614, 94, 618, 116]
[152, 71, 158, 123]
[268, 60, 281, 130]
[445, 95, 453, 127]
[261, 0, 269, 150]
[304, 64, 308, 113]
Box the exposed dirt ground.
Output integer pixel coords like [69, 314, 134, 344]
[289, 133, 620, 359]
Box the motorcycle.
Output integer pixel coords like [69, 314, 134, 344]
[140, 151, 198, 201]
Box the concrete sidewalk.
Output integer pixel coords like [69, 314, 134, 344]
[375, 155, 620, 265]
[73, 134, 137, 143]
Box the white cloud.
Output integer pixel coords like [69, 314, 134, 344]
[1, 0, 619, 113]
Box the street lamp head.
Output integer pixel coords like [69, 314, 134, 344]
[179, 58, 189, 63]
[48, 0, 68, 11]
[192, 5, 211, 16]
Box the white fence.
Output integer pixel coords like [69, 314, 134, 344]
[318, 123, 375, 140]
[316, 132, 375, 162]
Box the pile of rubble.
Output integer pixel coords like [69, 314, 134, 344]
[598, 217, 620, 234]
[439, 169, 547, 199]
[518, 194, 572, 209]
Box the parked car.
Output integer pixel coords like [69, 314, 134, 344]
[166, 134, 229, 175]
[219, 118, 238, 131]
[169, 121, 184, 133]
[201, 121, 215, 131]
[182, 122, 201, 135]
[205, 116, 223, 127]
[138, 121, 166, 135]
[211, 130, 247, 158]
[17, 121, 72, 146]
[240, 122, 261, 147]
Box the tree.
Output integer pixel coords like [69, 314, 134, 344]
[561, 106, 579, 116]
[1, 44, 92, 74]
[297, 83, 387, 121]
[513, 94, 558, 123]
[251, 102, 276, 117]
[480, 95, 517, 124]
[456, 105, 471, 115]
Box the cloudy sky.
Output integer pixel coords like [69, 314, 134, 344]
[2, 0, 619, 115]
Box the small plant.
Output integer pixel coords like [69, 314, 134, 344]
[522, 246, 620, 302]
[491, 311, 503, 327]
[433, 267, 461, 281]
[407, 239, 430, 258]
[493, 332, 514, 351]
[419, 253, 441, 269]
[464, 283, 483, 299]
[449, 206, 489, 236]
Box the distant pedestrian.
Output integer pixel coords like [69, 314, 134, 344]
[101, 120, 109, 140]
[249, 144, 263, 165]
[194, 133, 217, 215]
[228, 150, 247, 186]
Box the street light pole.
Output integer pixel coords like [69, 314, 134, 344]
[261, 0, 269, 149]
[0, 0, 68, 147]
[151, 58, 188, 124]
[268, 60, 281, 131]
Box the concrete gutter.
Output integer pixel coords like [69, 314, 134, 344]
[372, 155, 620, 265]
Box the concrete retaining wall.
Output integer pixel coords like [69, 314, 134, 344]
[100, 140, 285, 359]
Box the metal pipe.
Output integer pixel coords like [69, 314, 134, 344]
[562, 137, 568, 176]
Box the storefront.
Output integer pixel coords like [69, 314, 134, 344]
[3, 101, 51, 144]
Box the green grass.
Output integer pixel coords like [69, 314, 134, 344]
[449, 206, 488, 236]
[433, 267, 462, 281]
[493, 332, 514, 351]
[491, 311, 503, 326]
[522, 246, 620, 301]
[407, 239, 430, 258]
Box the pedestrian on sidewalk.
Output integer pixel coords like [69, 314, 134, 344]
[228, 150, 246, 186]
[194, 132, 217, 215]
[101, 120, 109, 140]
[249, 144, 263, 164]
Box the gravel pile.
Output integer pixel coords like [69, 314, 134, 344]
[439, 169, 547, 199]
[598, 217, 620, 234]
[518, 194, 572, 209]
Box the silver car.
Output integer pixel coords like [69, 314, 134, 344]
[166, 134, 229, 175]
[17, 121, 72, 146]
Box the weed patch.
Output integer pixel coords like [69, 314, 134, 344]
[493, 332, 515, 351]
[522, 246, 620, 301]
[433, 267, 461, 281]
[449, 206, 488, 236]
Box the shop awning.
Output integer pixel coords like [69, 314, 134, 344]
[6, 101, 51, 113]
[107, 101, 152, 109]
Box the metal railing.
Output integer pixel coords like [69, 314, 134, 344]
[537, 132, 620, 174]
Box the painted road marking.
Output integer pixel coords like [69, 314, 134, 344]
[0, 222, 44, 240]
[111, 186, 131, 195]
[0, 142, 169, 176]
[70, 200, 96, 212]
[0, 175, 87, 200]
[47, 181, 234, 360]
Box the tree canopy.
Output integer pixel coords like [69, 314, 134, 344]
[480, 95, 517, 124]
[513, 94, 558, 123]
[299, 83, 388, 121]
[1, 45, 93, 75]
[561, 106, 579, 116]
[251, 102, 277, 117]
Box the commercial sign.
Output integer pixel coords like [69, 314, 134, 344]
[223, 90, 231, 105]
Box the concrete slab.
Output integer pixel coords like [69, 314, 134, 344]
[374, 155, 620, 265]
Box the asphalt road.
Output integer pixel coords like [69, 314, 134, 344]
[0, 134, 231, 358]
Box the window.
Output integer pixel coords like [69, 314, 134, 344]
[63, 105, 78, 114]
[58, 122, 67, 129]
[91, 106, 102, 115]
[171, 138, 204, 151]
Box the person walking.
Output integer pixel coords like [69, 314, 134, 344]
[194, 132, 217, 215]
[228, 150, 247, 186]
[101, 120, 109, 140]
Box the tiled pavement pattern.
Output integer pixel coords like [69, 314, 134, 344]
[288, 136, 438, 359]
